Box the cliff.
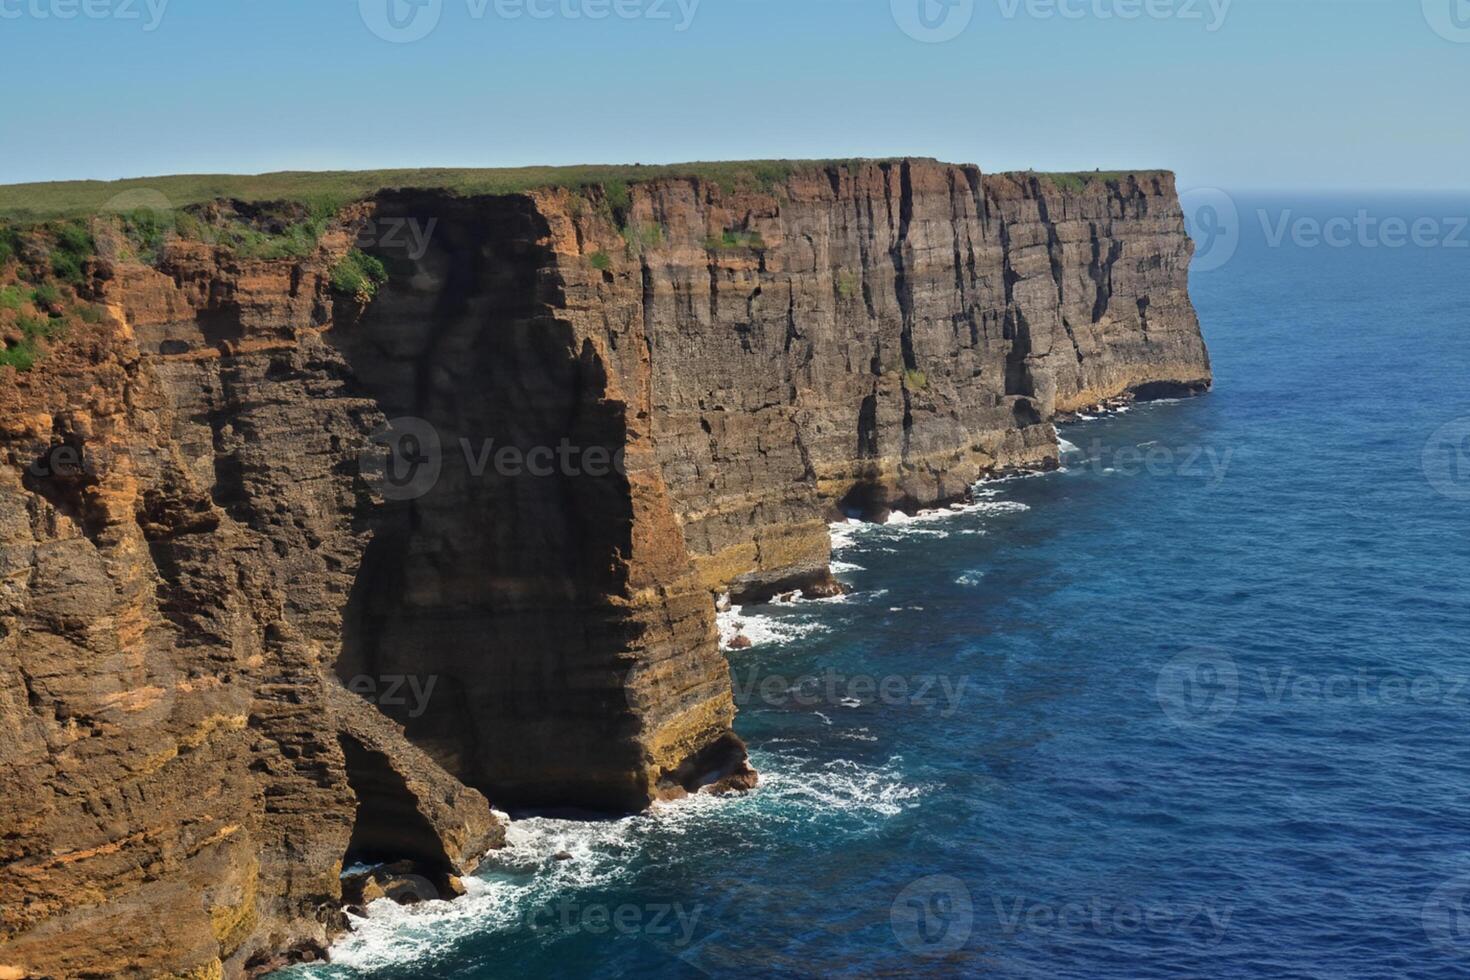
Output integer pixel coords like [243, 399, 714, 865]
[0, 159, 1209, 977]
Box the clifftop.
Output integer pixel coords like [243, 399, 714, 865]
[0, 159, 1174, 220]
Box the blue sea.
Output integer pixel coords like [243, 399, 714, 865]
[293, 194, 1470, 979]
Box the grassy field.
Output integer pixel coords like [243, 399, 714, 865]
[0, 161, 1160, 221]
[0, 160, 883, 221]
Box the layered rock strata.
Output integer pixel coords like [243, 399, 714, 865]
[0, 159, 1208, 977]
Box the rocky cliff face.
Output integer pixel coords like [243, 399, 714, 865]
[0, 159, 1208, 977]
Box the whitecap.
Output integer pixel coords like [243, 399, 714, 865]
[313, 751, 924, 974]
[717, 604, 826, 650]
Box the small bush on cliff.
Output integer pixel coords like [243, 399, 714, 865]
[116, 207, 177, 263]
[0, 228, 16, 267]
[0, 285, 23, 311]
[49, 222, 95, 284]
[589, 250, 612, 271]
[903, 369, 929, 391]
[330, 249, 389, 302]
[621, 222, 663, 256]
[0, 314, 64, 372]
[837, 272, 858, 299]
[30, 283, 61, 306]
[706, 230, 765, 252]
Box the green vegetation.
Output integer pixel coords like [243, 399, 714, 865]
[588, 250, 612, 271]
[0, 284, 23, 311]
[1034, 171, 1132, 193]
[705, 230, 766, 251]
[903, 368, 929, 391]
[1, 314, 64, 372]
[47, 222, 95, 284]
[621, 222, 663, 256]
[111, 206, 177, 263]
[0, 227, 17, 266]
[330, 249, 389, 301]
[0, 160, 900, 222]
[29, 283, 62, 310]
[837, 271, 858, 299]
[600, 180, 631, 212]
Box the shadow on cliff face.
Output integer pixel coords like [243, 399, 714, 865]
[331, 192, 663, 813]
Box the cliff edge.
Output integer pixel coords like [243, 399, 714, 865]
[0, 159, 1209, 977]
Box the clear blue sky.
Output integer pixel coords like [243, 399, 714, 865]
[2, 0, 1466, 190]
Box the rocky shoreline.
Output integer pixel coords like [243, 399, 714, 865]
[0, 159, 1209, 977]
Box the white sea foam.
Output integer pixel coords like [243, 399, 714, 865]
[829, 559, 864, 574]
[717, 604, 826, 649]
[955, 571, 985, 587]
[313, 751, 923, 974]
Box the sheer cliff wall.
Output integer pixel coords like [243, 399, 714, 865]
[0, 159, 1208, 977]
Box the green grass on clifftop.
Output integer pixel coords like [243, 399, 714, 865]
[0, 161, 1168, 221]
[0, 161, 887, 221]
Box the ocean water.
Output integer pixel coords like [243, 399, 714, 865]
[290, 195, 1470, 979]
